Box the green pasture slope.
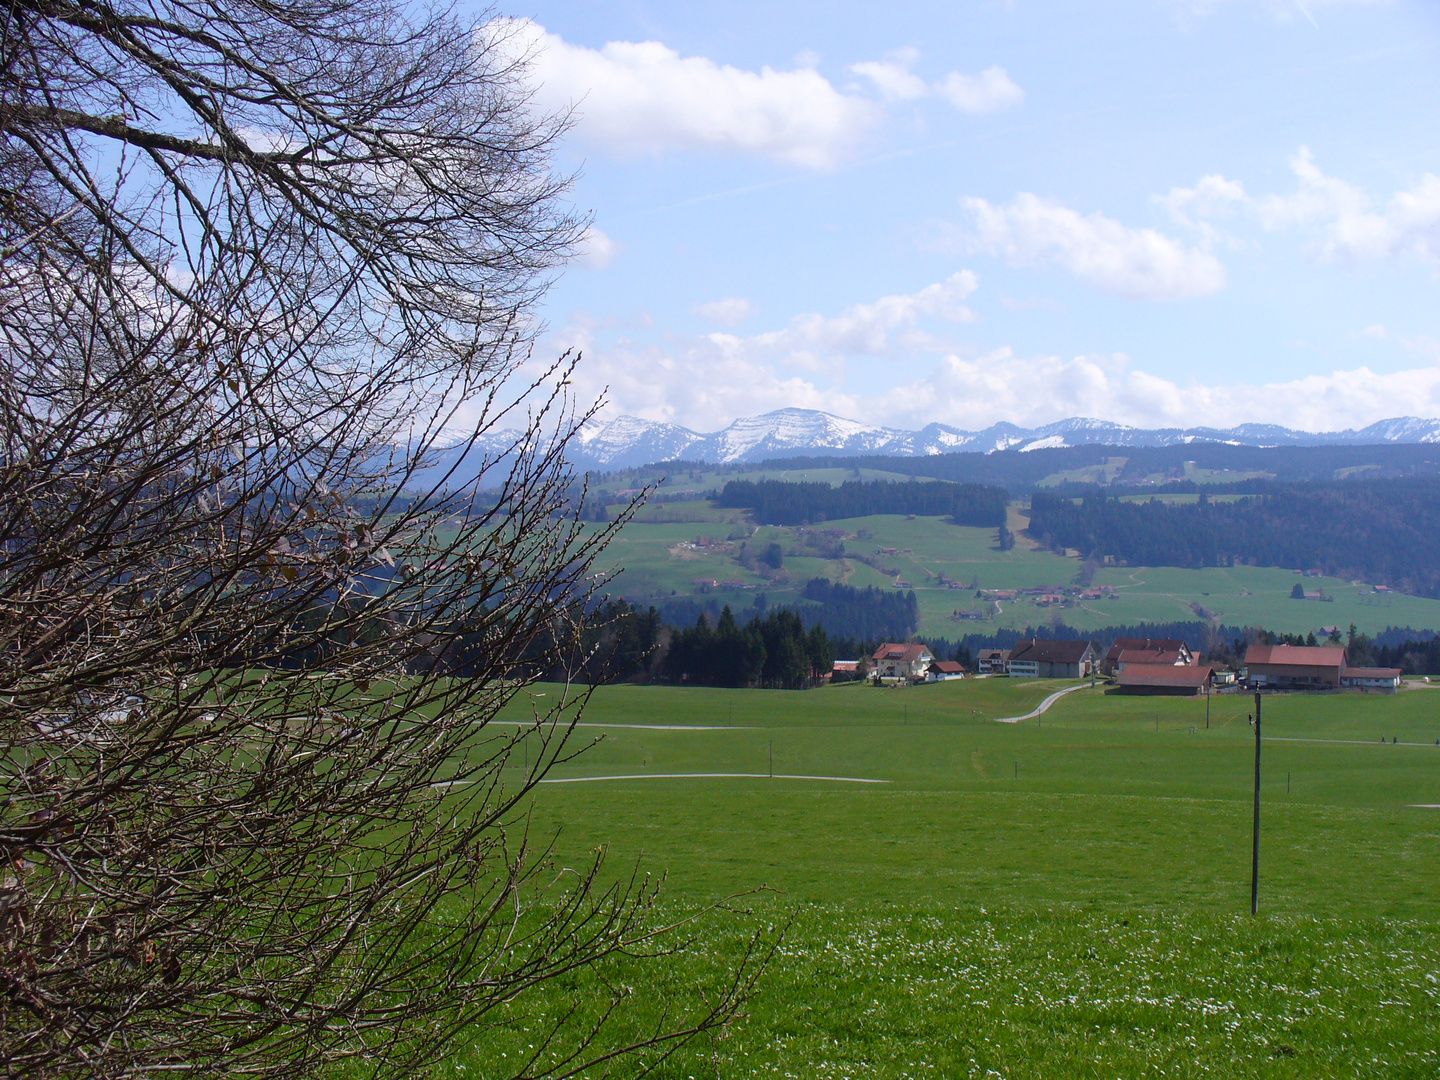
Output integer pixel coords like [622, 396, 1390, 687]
[595, 510, 1440, 638]
[450, 681, 1440, 1079]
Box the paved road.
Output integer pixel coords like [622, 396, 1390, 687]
[995, 683, 1090, 724]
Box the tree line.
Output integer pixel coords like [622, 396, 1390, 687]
[716, 478, 1007, 527]
[654, 579, 919, 646]
[1027, 479, 1440, 597]
[555, 602, 1440, 688]
[663, 607, 834, 688]
[687, 443, 1440, 494]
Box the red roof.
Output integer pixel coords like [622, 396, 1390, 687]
[1341, 666, 1402, 679]
[1116, 648, 1189, 667]
[1244, 644, 1346, 669]
[1117, 664, 1213, 687]
[872, 642, 932, 663]
[1105, 638, 1186, 661]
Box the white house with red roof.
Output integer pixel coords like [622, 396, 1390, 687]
[871, 642, 934, 681]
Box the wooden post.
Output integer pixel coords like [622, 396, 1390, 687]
[1251, 691, 1262, 916]
[769, 740, 773, 779]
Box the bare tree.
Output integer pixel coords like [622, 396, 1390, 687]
[0, 1, 767, 1075]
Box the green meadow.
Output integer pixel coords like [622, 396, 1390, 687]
[595, 509, 1440, 637]
[445, 680, 1440, 1079]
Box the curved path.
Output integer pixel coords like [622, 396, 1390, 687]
[538, 772, 888, 784]
[994, 682, 1090, 724]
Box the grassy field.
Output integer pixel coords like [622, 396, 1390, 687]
[595, 510, 1440, 637]
[595, 456, 1275, 497]
[443, 680, 1440, 1078]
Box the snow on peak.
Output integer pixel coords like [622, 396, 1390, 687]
[554, 410, 1440, 468]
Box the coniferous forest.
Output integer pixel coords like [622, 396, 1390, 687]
[1027, 479, 1440, 597]
[663, 607, 834, 688]
[717, 478, 1007, 527]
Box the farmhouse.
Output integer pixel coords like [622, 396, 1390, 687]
[1113, 649, 1194, 674]
[1243, 644, 1346, 689]
[1007, 638, 1099, 678]
[927, 661, 965, 681]
[1116, 663, 1214, 696]
[871, 642, 934, 681]
[1340, 666, 1403, 692]
[976, 648, 1010, 674]
[1101, 638, 1193, 677]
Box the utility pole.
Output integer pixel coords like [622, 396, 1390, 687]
[1251, 691, 1262, 916]
[1205, 680, 1211, 729]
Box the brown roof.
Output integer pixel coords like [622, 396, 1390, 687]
[1116, 648, 1189, 666]
[1341, 666, 1402, 679]
[1009, 638, 1095, 664]
[1244, 644, 1346, 669]
[932, 661, 964, 674]
[1117, 663, 1213, 687]
[977, 648, 1009, 660]
[872, 642, 932, 663]
[1105, 637, 1186, 661]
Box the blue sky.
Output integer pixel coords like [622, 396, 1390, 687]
[486, 0, 1440, 433]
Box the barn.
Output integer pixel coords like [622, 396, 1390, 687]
[1007, 638, 1098, 679]
[1116, 663, 1214, 696]
[1243, 644, 1346, 689]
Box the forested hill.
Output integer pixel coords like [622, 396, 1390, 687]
[701, 442, 1440, 492]
[716, 478, 1007, 526]
[1027, 479, 1440, 597]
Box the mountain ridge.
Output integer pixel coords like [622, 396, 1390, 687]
[408, 408, 1440, 488]
[562, 408, 1440, 469]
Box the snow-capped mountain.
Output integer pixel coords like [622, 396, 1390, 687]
[555, 408, 1440, 469]
[558, 409, 1440, 469]
[404, 409, 1440, 486]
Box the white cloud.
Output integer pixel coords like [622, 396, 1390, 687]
[949, 193, 1227, 300]
[507, 20, 881, 169]
[554, 320, 1440, 435]
[574, 226, 621, 269]
[935, 67, 1026, 114]
[537, 271, 1438, 437]
[889, 349, 1440, 433]
[546, 323, 865, 431]
[1161, 174, 1248, 220]
[1163, 149, 1440, 265]
[849, 49, 929, 101]
[693, 296, 757, 325]
[740, 271, 979, 369]
[850, 50, 1024, 114]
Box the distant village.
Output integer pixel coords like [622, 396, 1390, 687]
[836, 639, 1405, 695]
